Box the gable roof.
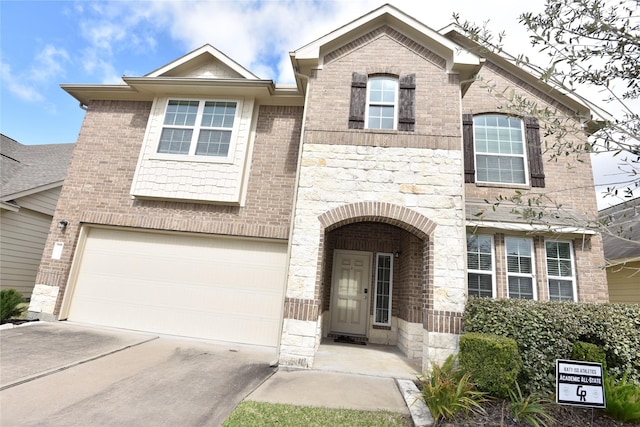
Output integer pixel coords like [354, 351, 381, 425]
[61, 43, 301, 107]
[145, 44, 260, 79]
[599, 198, 640, 261]
[440, 24, 601, 125]
[290, 4, 481, 92]
[1, 134, 75, 201]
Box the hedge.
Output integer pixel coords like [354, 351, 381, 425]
[459, 332, 522, 397]
[463, 298, 640, 394]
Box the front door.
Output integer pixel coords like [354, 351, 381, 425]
[330, 250, 371, 336]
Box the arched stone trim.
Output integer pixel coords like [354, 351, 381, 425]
[318, 201, 436, 241]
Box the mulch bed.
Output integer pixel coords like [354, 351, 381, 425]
[439, 400, 637, 426]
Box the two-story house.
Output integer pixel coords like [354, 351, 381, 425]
[29, 5, 608, 371]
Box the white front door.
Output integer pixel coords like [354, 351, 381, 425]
[330, 250, 371, 336]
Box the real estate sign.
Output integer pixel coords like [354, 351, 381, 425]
[556, 359, 606, 408]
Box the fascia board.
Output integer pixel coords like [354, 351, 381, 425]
[62, 79, 303, 106]
[441, 26, 611, 123]
[466, 220, 598, 235]
[0, 201, 20, 212]
[61, 84, 150, 105]
[1, 181, 63, 202]
[293, 4, 480, 74]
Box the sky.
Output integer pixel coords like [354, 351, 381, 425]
[0, 0, 636, 208]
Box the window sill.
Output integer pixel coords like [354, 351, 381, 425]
[148, 153, 235, 164]
[474, 182, 531, 190]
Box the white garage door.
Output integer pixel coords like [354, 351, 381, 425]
[66, 227, 287, 347]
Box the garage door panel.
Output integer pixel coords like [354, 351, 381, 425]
[67, 227, 287, 347]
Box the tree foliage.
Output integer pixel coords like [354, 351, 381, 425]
[455, 0, 639, 246]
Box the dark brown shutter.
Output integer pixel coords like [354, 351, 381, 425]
[525, 116, 545, 188]
[348, 72, 367, 129]
[462, 113, 475, 183]
[398, 74, 416, 131]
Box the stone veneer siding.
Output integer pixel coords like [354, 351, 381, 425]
[31, 101, 302, 317]
[278, 144, 466, 369]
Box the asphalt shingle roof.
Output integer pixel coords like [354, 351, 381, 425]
[599, 198, 640, 260]
[1, 134, 75, 200]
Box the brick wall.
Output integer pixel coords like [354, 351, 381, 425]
[35, 101, 302, 314]
[462, 61, 608, 302]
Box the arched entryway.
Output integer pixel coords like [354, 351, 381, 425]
[316, 202, 434, 359]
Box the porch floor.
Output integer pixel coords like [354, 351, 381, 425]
[312, 338, 422, 380]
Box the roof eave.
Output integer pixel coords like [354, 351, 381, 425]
[1, 180, 64, 202]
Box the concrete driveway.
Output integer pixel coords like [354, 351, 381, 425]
[0, 322, 276, 426]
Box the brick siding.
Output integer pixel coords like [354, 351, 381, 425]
[36, 101, 302, 314]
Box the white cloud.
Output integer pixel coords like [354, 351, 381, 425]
[1, 44, 69, 104]
[0, 61, 45, 103]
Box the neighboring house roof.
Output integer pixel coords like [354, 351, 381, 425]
[0, 134, 75, 202]
[599, 197, 640, 261]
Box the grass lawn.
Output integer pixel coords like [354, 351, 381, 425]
[223, 401, 411, 427]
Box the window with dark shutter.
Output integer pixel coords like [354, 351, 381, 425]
[348, 72, 367, 129]
[525, 117, 545, 188]
[465, 113, 545, 187]
[462, 113, 475, 183]
[398, 74, 415, 131]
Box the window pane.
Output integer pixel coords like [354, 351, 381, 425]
[374, 254, 392, 324]
[157, 128, 192, 154]
[468, 273, 493, 297]
[546, 242, 573, 277]
[467, 235, 492, 271]
[508, 276, 534, 299]
[368, 105, 395, 130]
[196, 130, 231, 156]
[164, 100, 198, 126]
[477, 155, 525, 184]
[201, 101, 236, 128]
[549, 279, 574, 301]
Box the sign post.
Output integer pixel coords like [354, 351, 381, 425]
[556, 359, 606, 408]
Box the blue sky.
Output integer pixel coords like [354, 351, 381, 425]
[0, 0, 635, 206]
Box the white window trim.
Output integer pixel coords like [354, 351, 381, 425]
[474, 115, 530, 185]
[151, 97, 243, 164]
[365, 77, 398, 131]
[545, 239, 578, 302]
[505, 236, 537, 300]
[373, 252, 393, 326]
[466, 234, 497, 298]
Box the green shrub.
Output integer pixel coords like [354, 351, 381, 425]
[571, 341, 607, 368]
[459, 332, 522, 398]
[463, 298, 640, 394]
[604, 372, 640, 423]
[416, 354, 488, 423]
[1, 289, 25, 323]
[508, 382, 555, 427]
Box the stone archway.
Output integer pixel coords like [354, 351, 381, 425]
[316, 202, 436, 359]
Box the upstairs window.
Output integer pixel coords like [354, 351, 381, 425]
[366, 77, 398, 130]
[157, 99, 237, 158]
[349, 73, 415, 131]
[466, 234, 495, 298]
[462, 114, 545, 187]
[505, 237, 536, 299]
[545, 241, 576, 301]
[474, 115, 527, 184]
